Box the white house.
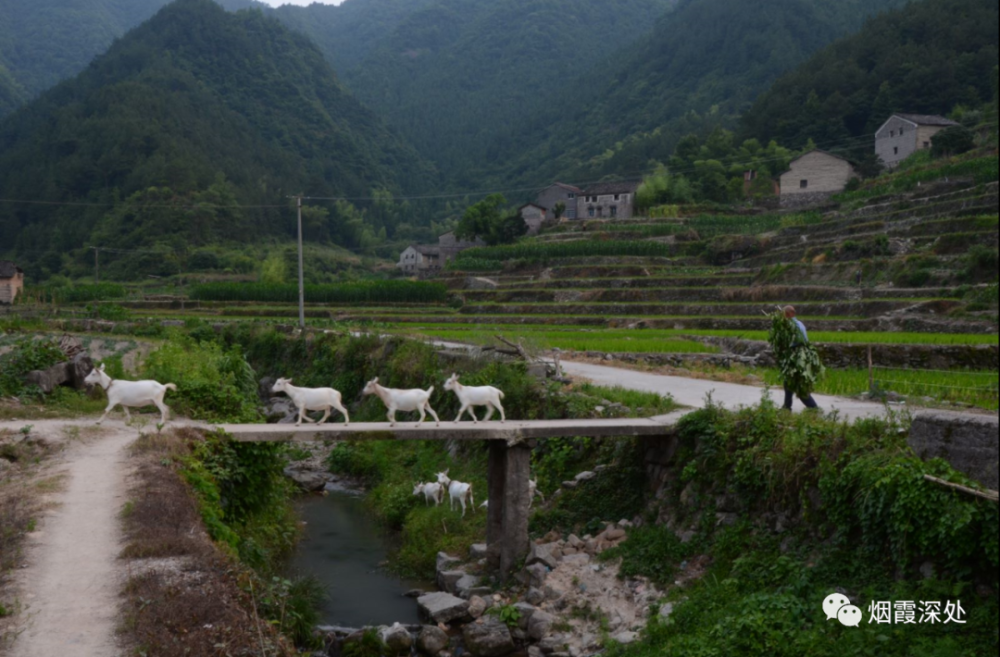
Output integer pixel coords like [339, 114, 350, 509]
[875, 113, 960, 168]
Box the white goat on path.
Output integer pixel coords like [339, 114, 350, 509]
[362, 378, 440, 427]
[443, 374, 505, 424]
[271, 378, 350, 427]
[413, 482, 445, 506]
[84, 364, 176, 425]
[436, 470, 475, 518]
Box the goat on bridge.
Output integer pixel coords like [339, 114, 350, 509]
[84, 364, 175, 425]
[444, 373, 506, 423]
[271, 378, 350, 427]
[363, 377, 440, 427]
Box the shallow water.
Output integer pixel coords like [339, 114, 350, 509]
[286, 488, 427, 627]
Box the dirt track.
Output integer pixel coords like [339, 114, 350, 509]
[2, 419, 136, 657]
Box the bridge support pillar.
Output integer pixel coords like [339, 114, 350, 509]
[486, 441, 531, 578]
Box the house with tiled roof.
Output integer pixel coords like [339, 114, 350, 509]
[0, 260, 24, 305]
[535, 183, 582, 220]
[577, 181, 641, 220]
[876, 113, 961, 168]
[778, 150, 858, 208]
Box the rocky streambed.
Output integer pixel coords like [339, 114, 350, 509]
[284, 445, 668, 657]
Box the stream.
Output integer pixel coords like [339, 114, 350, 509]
[286, 487, 429, 627]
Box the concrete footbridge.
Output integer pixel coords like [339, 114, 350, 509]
[220, 413, 688, 577]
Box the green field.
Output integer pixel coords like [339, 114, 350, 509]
[398, 324, 1000, 348]
[763, 367, 999, 411]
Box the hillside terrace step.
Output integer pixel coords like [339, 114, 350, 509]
[459, 299, 959, 318]
[740, 228, 1000, 268]
[495, 276, 757, 290]
[461, 286, 950, 304]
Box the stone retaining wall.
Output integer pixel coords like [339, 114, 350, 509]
[908, 411, 999, 489]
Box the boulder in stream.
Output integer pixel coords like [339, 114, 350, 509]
[417, 625, 450, 656]
[380, 623, 413, 654]
[417, 592, 470, 624]
[462, 617, 515, 657]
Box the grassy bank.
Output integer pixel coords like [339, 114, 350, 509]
[538, 402, 999, 656]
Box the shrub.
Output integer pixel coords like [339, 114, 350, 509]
[961, 246, 999, 283]
[0, 337, 66, 397]
[142, 338, 261, 423]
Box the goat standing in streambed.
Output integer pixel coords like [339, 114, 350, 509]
[443, 373, 506, 423]
[271, 378, 350, 427]
[362, 377, 440, 427]
[436, 470, 475, 518]
[413, 481, 445, 506]
[84, 364, 175, 425]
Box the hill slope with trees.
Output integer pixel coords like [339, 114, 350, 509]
[0, 0, 437, 278]
[487, 0, 914, 188]
[343, 0, 678, 186]
[740, 0, 999, 152]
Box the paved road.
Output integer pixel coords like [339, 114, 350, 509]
[559, 360, 891, 423]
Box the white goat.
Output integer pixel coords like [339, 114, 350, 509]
[271, 378, 349, 427]
[436, 470, 475, 518]
[443, 374, 505, 423]
[362, 377, 440, 427]
[413, 482, 445, 506]
[84, 364, 176, 425]
[529, 478, 545, 508]
[478, 480, 543, 511]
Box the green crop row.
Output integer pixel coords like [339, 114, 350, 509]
[451, 240, 675, 267]
[30, 283, 128, 304]
[189, 281, 448, 304]
[837, 154, 999, 203]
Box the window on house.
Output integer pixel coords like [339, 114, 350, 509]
[900, 127, 905, 135]
[567, 193, 575, 199]
[800, 180, 808, 189]
[614, 194, 620, 201]
[894, 147, 899, 155]
[923, 141, 930, 149]
[890, 130, 896, 137]
[610, 206, 618, 217]
[588, 206, 595, 218]
[597, 207, 604, 218]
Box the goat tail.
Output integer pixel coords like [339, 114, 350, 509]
[164, 383, 178, 392]
[426, 385, 435, 395]
[498, 390, 505, 399]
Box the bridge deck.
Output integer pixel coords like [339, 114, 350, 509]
[220, 412, 686, 442]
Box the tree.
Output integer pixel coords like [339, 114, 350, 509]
[931, 126, 976, 158]
[455, 194, 508, 243]
[553, 202, 567, 219]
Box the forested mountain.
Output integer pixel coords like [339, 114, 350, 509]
[268, 0, 438, 73]
[0, 0, 169, 106]
[343, 0, 678, 186]
[0, 0, 437, 276]
[740, 0, 998, 151]
[487, 0, 915, 188]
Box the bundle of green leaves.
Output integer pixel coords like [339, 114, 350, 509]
[768, 309, 825, 397]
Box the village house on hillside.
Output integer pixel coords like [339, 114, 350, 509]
[577, 181, 641, 220]
[398, 232, 484, 276]
[778, 150, 858, 208]
[876, 113, 960, 168]
[0, 261, 25, 305]
[535, 183, 582, 220]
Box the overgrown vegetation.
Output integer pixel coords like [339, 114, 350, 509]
[571, 401, 998, 656]
[0, 337, 66, 398]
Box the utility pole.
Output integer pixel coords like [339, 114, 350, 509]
[296, 195, 305, 329]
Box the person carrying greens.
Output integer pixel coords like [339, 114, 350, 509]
[769, 305, 824, 411]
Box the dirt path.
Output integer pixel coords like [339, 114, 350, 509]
[2, 419, 138, 657]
